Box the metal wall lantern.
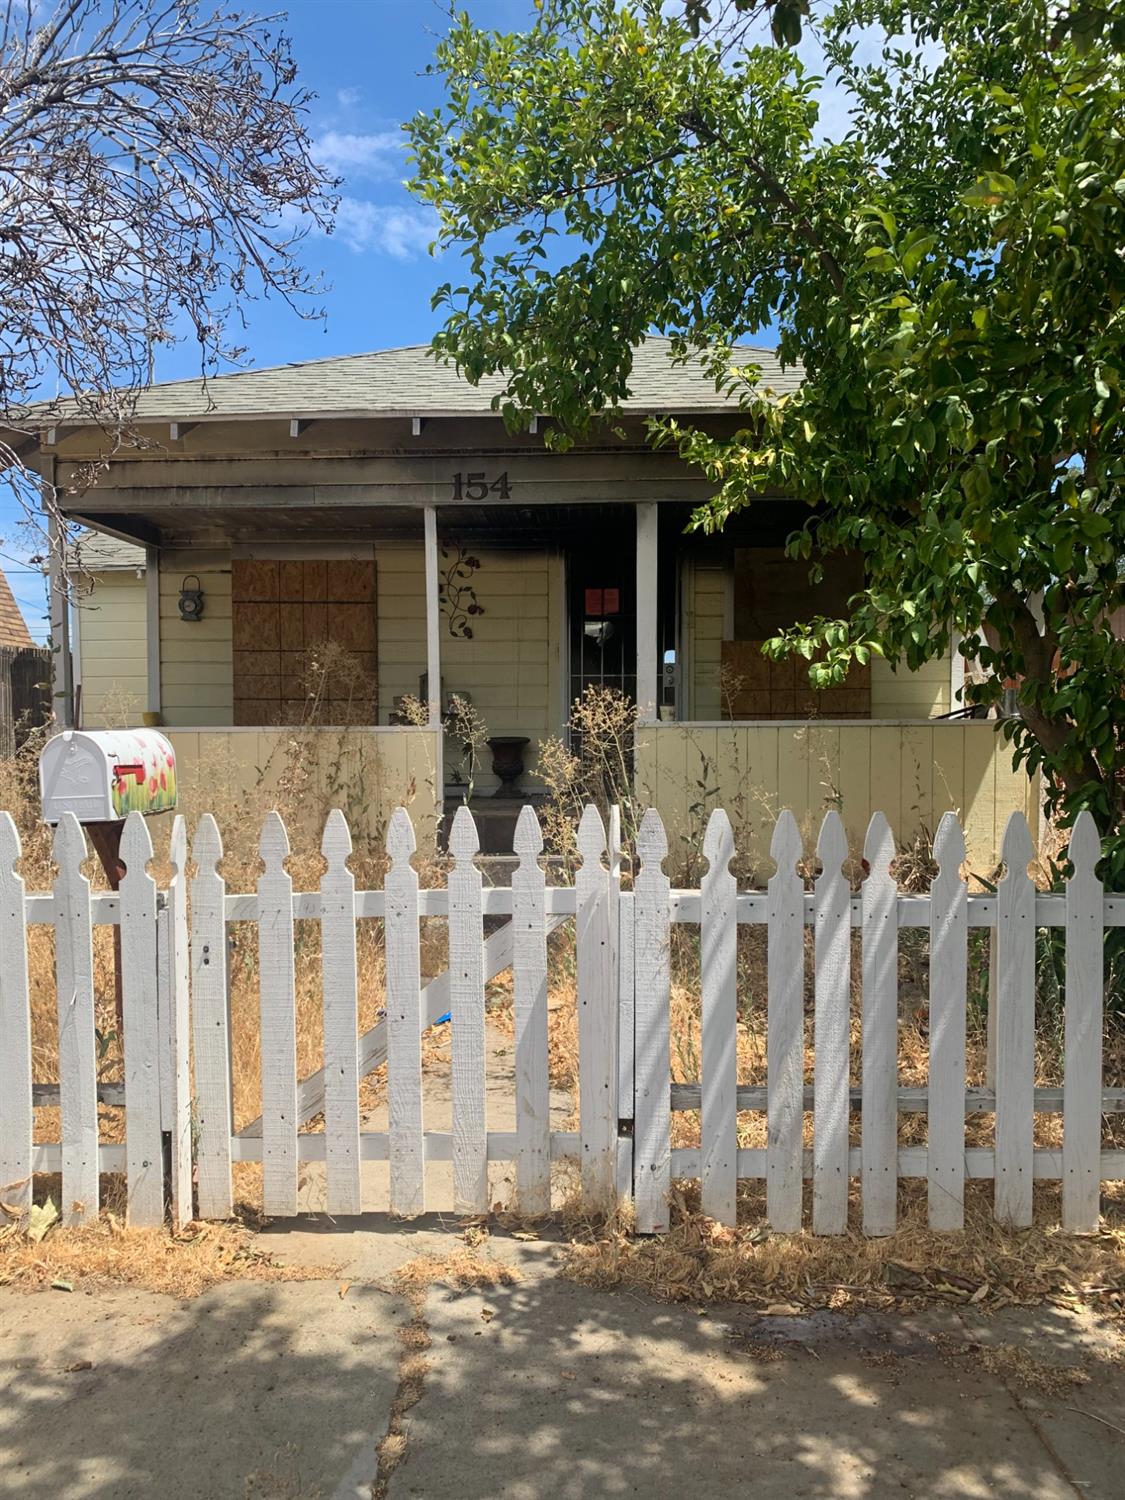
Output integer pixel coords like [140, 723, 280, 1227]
[178, 574, 204, 622]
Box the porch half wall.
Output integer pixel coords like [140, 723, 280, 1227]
[162, 726, 441, 850]
[634, 720, 1039, 872]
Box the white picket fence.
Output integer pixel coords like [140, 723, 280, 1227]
[2, 800, 1123, 1236]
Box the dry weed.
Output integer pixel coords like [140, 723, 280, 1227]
[0, 1209, 333, 1299]
[562, 1179, 1125, 1315]
[392, 1244, 522, 1297]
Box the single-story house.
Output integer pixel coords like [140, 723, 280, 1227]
[32, 340, 1036, 863]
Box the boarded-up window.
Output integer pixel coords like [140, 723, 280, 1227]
[231, 558, 377, 725]
[722, 547, 870, 719]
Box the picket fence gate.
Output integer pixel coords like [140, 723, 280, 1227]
[2, 801, 1124, 1238]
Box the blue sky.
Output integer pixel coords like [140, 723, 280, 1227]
[9, 0, 540, 638]
[8, 0, 874, 639]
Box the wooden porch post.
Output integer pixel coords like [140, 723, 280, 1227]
[635, 502, 658, 722]
[145, 545, 161, 720]
[423, 505, 444, 795]
[45, 473, 74, 729]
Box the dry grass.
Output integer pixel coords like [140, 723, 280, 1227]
[562, 1178, 1125, 1315]
[0, 1204, 333, 1299]
[392, 1243, 522, 1297]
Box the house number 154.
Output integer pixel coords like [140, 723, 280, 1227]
[451, 471, 511, 501]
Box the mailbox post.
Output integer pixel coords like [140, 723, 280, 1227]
[40, 729, 178, 1024]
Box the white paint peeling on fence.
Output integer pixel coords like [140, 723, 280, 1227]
[813, 811, 850, 1235]
[449, 805, 487, 1214]
[576, 804, 618, 1216]
[861, 812, 898, 1237]
[258, 812, 298, 1217]
[120, 813, 162, 1226]
[0, 814, 31, 1222]
[53, 813, 98, 1226]
[701, 808, 737, 1226]
[386, 806, 424, 1216]
[1063, 812, 1103, 1233]
[513, 805, 550, 1213]
[321, 810, 361, 1216]
[767, 810, 804, 1233]
[633, 807, 671, 1233]
[928, 812, 968, 1231]
[7, 800, 1124, 1238]
[995, 811, 1036, 1229]
[191, 814, 232, 1219]
[166, 815, 193, 1228]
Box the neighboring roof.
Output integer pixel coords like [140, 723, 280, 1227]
[0, 568, 32, 648]
[69, 530, 146, 572]
[44, 337, 801, 424]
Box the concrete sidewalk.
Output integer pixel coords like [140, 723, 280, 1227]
[1, 1216, 1122, 1499]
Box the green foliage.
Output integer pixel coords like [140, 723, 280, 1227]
[408, 0, 1125, 879]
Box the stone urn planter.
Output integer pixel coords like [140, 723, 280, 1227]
[486, 735, 530, 796]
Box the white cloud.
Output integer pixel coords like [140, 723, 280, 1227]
[333, 199, 438, 260]
[314, 129, 403, 181]
[336, 87, 362, 109]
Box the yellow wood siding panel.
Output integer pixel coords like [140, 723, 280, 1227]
[685, 564, 953, 721]
[686, 563, 728, 720]
[375, 540, 562, 792]
[75, 572, 148, 727]
[164, 727, 440, 850]
[634, 722, 1035, 874]
[870, 654, 951, 718]
[158, 548, 233, 726]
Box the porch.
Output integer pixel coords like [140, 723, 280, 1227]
[57, 492, 1032, 864]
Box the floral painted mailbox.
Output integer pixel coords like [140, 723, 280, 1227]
[39, 729, 177, 825]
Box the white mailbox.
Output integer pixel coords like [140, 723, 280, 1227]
[39, 729, 178, 825]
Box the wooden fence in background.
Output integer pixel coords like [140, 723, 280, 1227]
[2, 801, 1123, 1236]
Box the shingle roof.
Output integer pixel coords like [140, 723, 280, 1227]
[47, 337, 801, 423]
[68, 531, 146, 572]
[0, 568, 32, 648]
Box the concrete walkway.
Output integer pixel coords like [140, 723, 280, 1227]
[2, 1215, 1123, 1499]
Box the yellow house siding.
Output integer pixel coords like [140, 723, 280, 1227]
[870, 654, 951, 718]
[75, 570, 147, 726]
[375, 540, 563, 792]
[685, 561, 729, 720]
[685, 562, 953, 721]
[164, 726, 441, 851]
[158, 548, 233, 726]
[634, 721, 1036, 873]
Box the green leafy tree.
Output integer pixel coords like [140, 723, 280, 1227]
[408, 0, 1125, 879]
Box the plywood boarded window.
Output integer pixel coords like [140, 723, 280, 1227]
[721, 547, 870, 719]
[232, 559, 377, 726]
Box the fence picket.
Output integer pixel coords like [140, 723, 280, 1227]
[53, 813, 97, 1226]
[576, 804, 617, 1215]
[321, 811, 361, 1216]
[633, 808, 671, 1233]
[701, 808, 737, 1226]
[813, 811, 850, 1235]
[0, 814, 31, 1222]
[513, 806, 550, 1212]
[166, 816, 193, 1228]
[861, 812, 898, 1236]
[610, 806, 633, 1202]
[449, 806, 486, 1214]
[1063, 812, 1103, 1232]
[995, 811, 1036, 1228]
[191, 814, 232, 1218]
[120, 813, 163, 1226]
[928, 812, 968, 1230]
[386, 807, 424, 1217]
[767, 810, 804, 1232]
[258, 812, 297, 1217]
